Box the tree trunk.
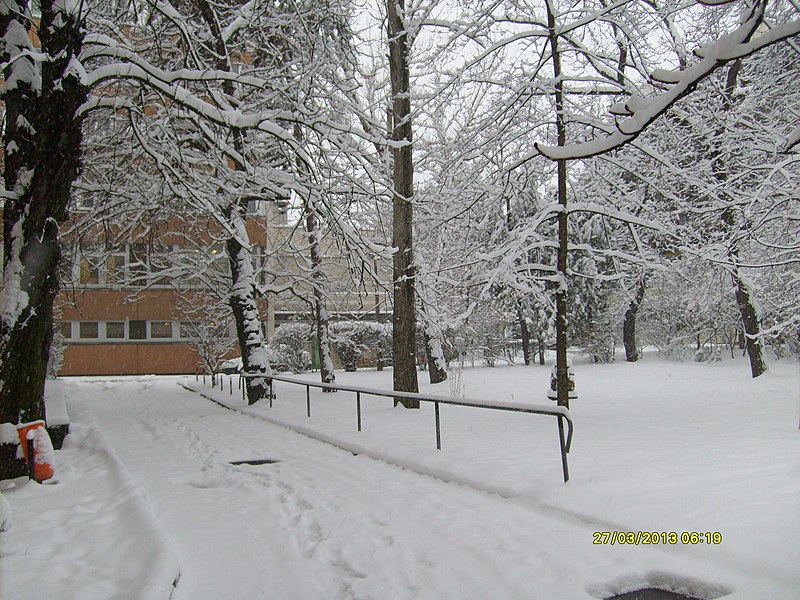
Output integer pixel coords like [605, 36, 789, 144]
[623, 279, 646, 362]
[731, 265, 767, 378]
[714, 61, 765, 379]
[518, 305, 532, 366]
[226, 207, 272, 404]
[194, 1, 273, 403]
[305, 199, 336, 391]
[424, 329, 448, 384]
[547, 4, 571, 410]
[0, 0, 87, 479]
[387, 0, 419, 407]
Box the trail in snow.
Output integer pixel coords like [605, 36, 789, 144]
[58, 373, 790, 600]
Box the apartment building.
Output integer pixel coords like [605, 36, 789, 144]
[3, 4, 392, 376]
[53, 204, 276, 376]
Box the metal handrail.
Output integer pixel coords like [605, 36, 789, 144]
[235, 371, 573, 482]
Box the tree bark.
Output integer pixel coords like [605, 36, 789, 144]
[387, 0, 419, 407]
[714, 60, 766, 378]
[226, 207, 272, 404]
[732, 265, 767, 378]
[424, 329, 448, 384]
[305, 199, 336, 390]
[1, 0, 87, 478]
[518, 305, 532, 366]
[623, 279, 646, 362]
[547, 3, 571, 409]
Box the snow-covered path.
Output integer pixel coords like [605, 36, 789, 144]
[73, 377, 597, 599]
[56, 370, 792, 600]
[5, 359, 796, 599]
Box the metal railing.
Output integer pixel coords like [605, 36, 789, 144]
[222, 371, 574, 482]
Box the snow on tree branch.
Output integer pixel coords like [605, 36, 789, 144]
[531, 0, 799, 161]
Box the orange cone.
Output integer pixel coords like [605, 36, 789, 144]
[16, 421, 55, 482]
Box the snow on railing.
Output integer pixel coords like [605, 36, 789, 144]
[226, 372, 574, 483]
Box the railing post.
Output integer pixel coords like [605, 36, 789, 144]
[26, 437, 35, 480]
[434, 401, 441, 450]
[558, 415, 570, 483]
[202, 373, 206, 386]
[229, 377, 233, 395]
[306, 385, 311, 418]
[356, 391, 362, 432]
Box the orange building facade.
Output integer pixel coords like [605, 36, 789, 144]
[52, 210, 275, 376]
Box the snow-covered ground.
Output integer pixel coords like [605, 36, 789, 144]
[1, 355, 798, 599]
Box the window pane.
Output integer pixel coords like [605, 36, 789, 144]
[129, 320, 146, 340]
[179, 322, 195, 339]
[150, 321, 173, 339]
[79, 322, 99, 339]
[106, 321, 125, 339]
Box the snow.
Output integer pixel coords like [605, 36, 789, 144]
[0, 208, 31, 328]
[44, 380, 69, 426]
[0, 424, 179, 600]
[2, 356, 798, 599]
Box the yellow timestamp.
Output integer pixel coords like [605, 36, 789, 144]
[593, 531, 723, 545]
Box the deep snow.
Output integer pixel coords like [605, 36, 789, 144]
[1, 355, 798, 599]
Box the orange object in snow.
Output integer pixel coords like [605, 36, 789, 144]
[16, 421, 55, 482]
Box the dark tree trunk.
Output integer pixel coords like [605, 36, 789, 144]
[732, 266, 767, 378]
[547, 5, 571, 410]
[305, 200, 336, 390]
[1, 0, 87, 479]
[518, 305, 532, 366]
[538, 338, 546, 365]
[713, 61, 766, 379]
[387, 0, 419, 407]
[623, 280, 646, 362]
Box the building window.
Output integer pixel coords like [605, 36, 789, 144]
[150, 321, 173, 339]
[106, 321, 125, 339]
[79, 321, 99, 339]
[129, 320, 147, 340]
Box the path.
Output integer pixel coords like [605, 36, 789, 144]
[63, 377, 757, 599]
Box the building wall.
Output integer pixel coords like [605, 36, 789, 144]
[60, 342, 202, 376]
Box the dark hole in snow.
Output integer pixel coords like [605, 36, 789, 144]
[606, 590, 704, 600]
[229, 459, 280, 466]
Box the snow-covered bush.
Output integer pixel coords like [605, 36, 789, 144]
[329, 321, 389, 371]
[270, 323, 313, 373]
